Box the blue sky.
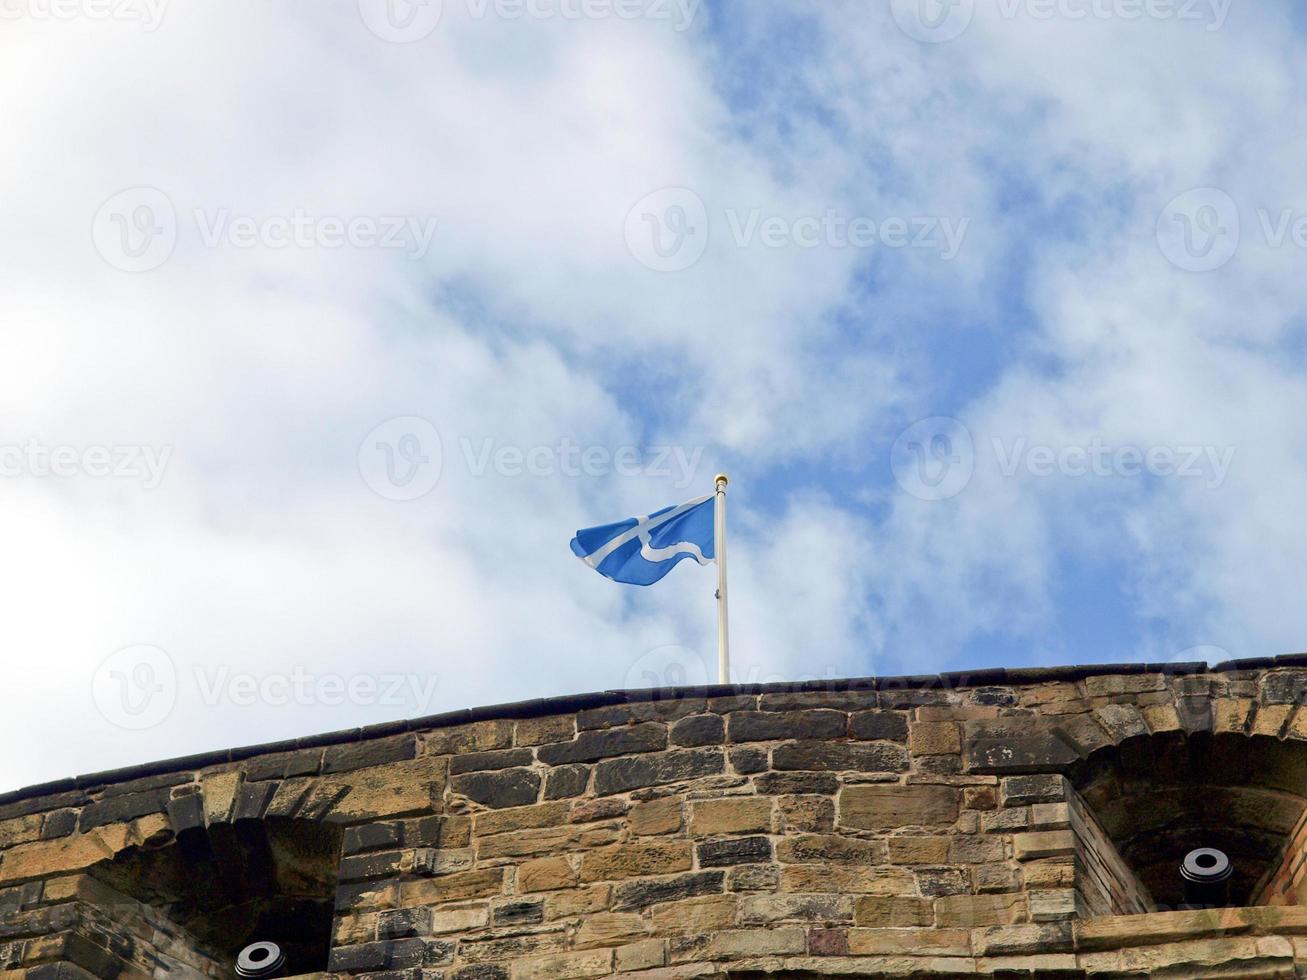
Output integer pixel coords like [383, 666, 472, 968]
[3, 0, 1306, 789]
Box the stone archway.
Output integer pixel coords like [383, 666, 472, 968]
[88, 814, 343, 976]
[1070, 731, 1307, 910]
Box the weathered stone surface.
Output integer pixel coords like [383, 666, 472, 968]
[690, 797, 771, 836]
[848, 710, 909, 741]
[451, 768, 540, 809]
[909, 722, 961, 756]
[629, 796, 683, 836]
[537, 723, 668, 766]
[966, 735, 1080, 774]
[611, 871, 726, 912]
[593, 749, 724, 795]
[580, 843, 692, 882]
[543, 764, 590, 800]
[450, 748, 534, 774]
[671, 714, 725, 747]
[697, 836, 772, 867]
[728, 711, 847, 743]
[839, 785, 961, 830]
[1000, 774, 1067, 807]
[776, 834, 887, 866]
[772, 741, 908, 773]
[754, 772, 839, 796]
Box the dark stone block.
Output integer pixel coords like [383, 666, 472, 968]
[969, 687, 1018, 707]
[966, 736, 1080, 774]
[849, 711, 909, 741]
[165, 792, 205, 834]
[378, 906, 433, 939]
[77, 789, 169, 832]
[329, 938, 428, 972]
[344, 821, 404, 855]
[340, 851, 404, 882]
[1261, 671, 1307, 705]
[322, 736, 417, 774]
[232, 781, 277, 821]
[451, 769, 540, 809]
[772, 741, 908, 774]
[612, 870, 725, 911]
[593, 749, 724, 796]
[244, 749, 322, 781]
[728, 710, 847, 743]
[999, 774, 1068, 806]
[671, 714, 725, 747]
[754, 772, 839, 795]
[453, 967, 510, 980]
[537, 724, 667, 766]
[40, 809, 78, 840]
[493, 899, 544, 926]
[729, 747, 769, 774]
[543, 765, 590, 800]
[450, 748, 534, 775]
[697, 836, 772, 867]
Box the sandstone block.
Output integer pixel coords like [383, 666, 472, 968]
[690, 797, 771, 836]
[839, 785, 960, 830]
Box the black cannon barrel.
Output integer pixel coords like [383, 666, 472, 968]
[1181, 847, 1232, 908]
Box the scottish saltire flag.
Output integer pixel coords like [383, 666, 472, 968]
[571, 495, 716, 586]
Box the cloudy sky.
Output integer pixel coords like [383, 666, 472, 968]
[3, 0, 1305, 791]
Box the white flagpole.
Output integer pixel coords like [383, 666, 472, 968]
[714, 473, 730, 685]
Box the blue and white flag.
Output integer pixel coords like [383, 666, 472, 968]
[571, 495, 716, 586]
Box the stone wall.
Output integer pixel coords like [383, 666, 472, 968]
[5, 658, 1307, 977]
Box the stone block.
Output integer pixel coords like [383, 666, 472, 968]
[839, 785, 960, 830]
[689, 797, 772, 836]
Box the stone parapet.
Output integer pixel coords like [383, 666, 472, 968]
[3, 660, 1307, 976]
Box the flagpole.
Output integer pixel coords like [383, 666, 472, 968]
[714, 473, 730, 685]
